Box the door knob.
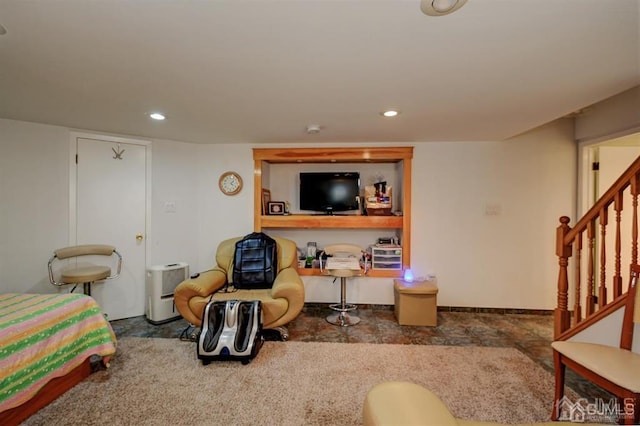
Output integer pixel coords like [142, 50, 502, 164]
[136, 233, 144, 241]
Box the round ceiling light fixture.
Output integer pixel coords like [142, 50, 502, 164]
[381, 110, 399, 118]
[149, 112, 166, 121]
[420, 0, 468, 16]
[306, 124, 321, 134]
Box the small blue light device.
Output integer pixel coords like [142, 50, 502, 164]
[403, 268, 414, 283]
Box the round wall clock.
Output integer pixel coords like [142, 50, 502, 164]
[218, 171, 243, 196]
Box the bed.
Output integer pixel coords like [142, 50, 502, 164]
[0, 293, 117, 425]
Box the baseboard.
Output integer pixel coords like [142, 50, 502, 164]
[437, 306, 552, 315]
[302, 303, 552, 315]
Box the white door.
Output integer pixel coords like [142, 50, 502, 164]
[75, 136, 148, 320]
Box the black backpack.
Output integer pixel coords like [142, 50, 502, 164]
[232, 232, 278, 289]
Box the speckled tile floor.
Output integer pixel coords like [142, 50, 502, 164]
[109, 304, 613, 403]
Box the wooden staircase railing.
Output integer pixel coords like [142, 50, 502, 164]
[555, 154, 640, 339]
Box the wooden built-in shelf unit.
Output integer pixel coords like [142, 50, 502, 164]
[253, 146, 413, 277]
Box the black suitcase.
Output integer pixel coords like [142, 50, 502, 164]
[197, 300, 263, 365]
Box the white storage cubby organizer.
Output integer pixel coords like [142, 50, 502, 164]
[371, 246, 402, 270]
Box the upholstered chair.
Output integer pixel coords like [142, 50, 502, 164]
[174, 235, 305, 340]
[363, 381, 610, 426]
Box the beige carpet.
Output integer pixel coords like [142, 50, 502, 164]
[23, 338, 567, 425]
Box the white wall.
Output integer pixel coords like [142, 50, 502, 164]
[0, 117, 576, 310]
[412, 120, 576, 309]
[569, 308, 640, 354]
[0, 120, 255, 294]
[575, 87, 640, 218]
[0, 119, 70, 293]
[575, 85, 640, 144]
[193, 143, 255, 269]
[149, 138, 200, 268]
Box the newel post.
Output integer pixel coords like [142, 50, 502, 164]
[555, 216, 572, 339]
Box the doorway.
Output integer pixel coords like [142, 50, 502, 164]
[578, 133, 640, 302]
[69, 133, 151, 320]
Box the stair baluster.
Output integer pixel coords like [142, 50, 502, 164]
[614, 192, 623, 297]
[573, 232, 582, 324]
[587, 219, 596, 316]
[555, 154, 640, 339]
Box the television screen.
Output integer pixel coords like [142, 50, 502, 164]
[299, 172, 360, 213]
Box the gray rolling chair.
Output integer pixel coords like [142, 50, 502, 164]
[320, 243, 368, 327]
[48, 244, 122, 295]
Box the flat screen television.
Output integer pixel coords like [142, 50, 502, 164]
[299, 172, 360, 214]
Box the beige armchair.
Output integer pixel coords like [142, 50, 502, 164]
[363, 381, 610, 426]
[174, 235, 305, 340]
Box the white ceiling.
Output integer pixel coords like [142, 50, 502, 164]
[0, 0, 638, 144]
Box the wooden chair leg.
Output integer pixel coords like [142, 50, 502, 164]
[621, 395, 638, 425]
[612, 394, 638, 424]
[551, 350, 566, 421]
[617, 396, 627, 425]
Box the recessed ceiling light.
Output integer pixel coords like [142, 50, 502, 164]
[382, 110, 399, 118]
[306, 124, 321, 134]
[421, 0, 468, 16]
[149, 112, 166, 120]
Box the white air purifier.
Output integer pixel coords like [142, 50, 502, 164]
[146, 262, 189, 324]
